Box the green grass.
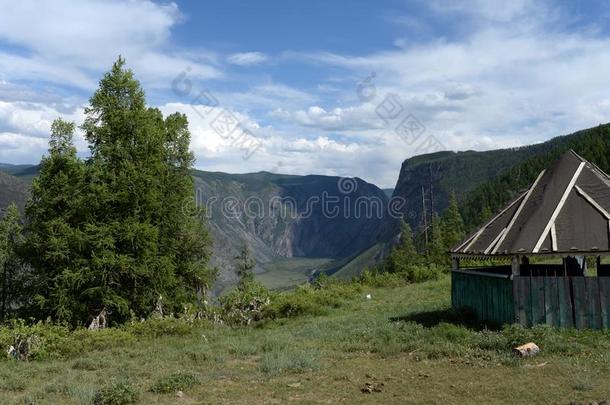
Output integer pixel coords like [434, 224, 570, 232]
[256, 257, 335, 290]
[1, 276, 610, 404]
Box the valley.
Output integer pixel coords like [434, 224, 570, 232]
[2, 122, 610, 291]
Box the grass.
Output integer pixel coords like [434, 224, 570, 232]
[1, 276, 610, 404]
[256, 257, 335, 291]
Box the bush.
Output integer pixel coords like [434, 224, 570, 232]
[150, 371, 200, 394]
[124, 317, 193, 338]
[93, 380, 140, 405]
[265, 282, 361, 320]
[219, 281, 272, 325]
[359, 270, 407, 288]
[0, 320, 71, 360]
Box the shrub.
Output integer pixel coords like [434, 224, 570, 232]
[124, 317, 193, 338]
[0, 320, 71, 360]
[219, 281, 272, 325]
[150, 371, 200, 394]
[93, 380, 140, 405]
[265, 282, 361, 320]
[359, 270, 406, 288]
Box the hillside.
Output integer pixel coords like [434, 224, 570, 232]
[0, 166, 393, 287]
[3, 123, 609, 285]
[0, 170, 29, 216]
[460, 124, 610, 228]
[336, 123, 610, 278]
[2, 276, 609, 404]
[192, 170, 392, 286]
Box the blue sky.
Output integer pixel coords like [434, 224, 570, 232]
[1, 0, 610, 187]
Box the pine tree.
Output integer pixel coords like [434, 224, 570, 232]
[23, 118, 87, 321]
[441, 192, 465, 250]
[386, 220, 421, 273]
[479, 205, 493, 225]
[235, 244, 256, 287]
[24, 58, 214, 325]
[429, 213, 446, 266]
[0, 203, 24, 322]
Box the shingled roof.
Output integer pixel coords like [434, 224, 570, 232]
[453, 150, 610, 256]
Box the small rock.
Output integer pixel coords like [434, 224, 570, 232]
[176, 391, 184, 398]
[287, 383, 302, 388]
[513, 342, 540, 357]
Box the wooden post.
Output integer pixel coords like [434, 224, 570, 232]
[511, 256, 520, 277]
[452, 256, 460, 271]
[511, 255, 521, 324]
[597, 256, 601, 276]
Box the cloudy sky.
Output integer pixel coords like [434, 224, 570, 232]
[1, 0, 610, 187]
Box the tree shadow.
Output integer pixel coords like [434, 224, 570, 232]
[389, 308, 503, 331]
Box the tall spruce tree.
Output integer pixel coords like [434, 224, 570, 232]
[25, 58, 214, 325]
[428, 213, 446, 266]
[441, 192, 465, 250]
[235, 244, 256, 287]
[386, 220, 420, 273]
[0, 203, 24, 322]
[23, 118, 87, 321]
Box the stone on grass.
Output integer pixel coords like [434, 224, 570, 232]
[513, 342, 540, 357]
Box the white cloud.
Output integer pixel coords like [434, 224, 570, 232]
[0, 0, 220, 89]
[227, 52, 268, 66]
[2, 0, 610, 189]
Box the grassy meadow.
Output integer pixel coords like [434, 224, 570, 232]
[1, 276, 610, 404]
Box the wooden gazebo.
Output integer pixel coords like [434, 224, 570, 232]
[451, 150, 610, 329]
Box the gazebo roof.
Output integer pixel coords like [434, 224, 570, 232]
[453, 150, 610, 257]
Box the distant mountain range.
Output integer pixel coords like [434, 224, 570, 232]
[1, 122, 609, 289]
[0, 164, 394, 290]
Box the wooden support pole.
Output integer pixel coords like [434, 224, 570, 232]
[511, 255, 521, 277]
[452, 256, 460, 271]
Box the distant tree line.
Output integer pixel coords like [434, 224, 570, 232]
[460, 125, 610, 230]
[0, 58, 215, 326]
[374, 192, 465, 280]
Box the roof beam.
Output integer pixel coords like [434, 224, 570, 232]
[491, 169, 546, 254]
[455, 190, 528, 253]
[574, 185, 610, 219]
[533, 161, 586, 253]
[484, 227, 506, 254]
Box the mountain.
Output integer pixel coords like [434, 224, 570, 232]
[3, 122, 608, 287]
[391, 124, 610, 231]
[0, 170, 29, 216]
[334, 123, 610, 279]
[459, 124, 610, 229]
[0, 165, 392, 289]
[191, 170, 392, 287]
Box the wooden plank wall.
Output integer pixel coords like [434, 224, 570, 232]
[513, 276, 610, 329]
[451, 271, 514, 325]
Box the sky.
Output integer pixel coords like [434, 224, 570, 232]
[1, 1, 610, 188]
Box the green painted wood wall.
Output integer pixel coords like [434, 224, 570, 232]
[451, 270, 514, 325]
[514, 276, 610, 329]
[452, 271, 610, 329]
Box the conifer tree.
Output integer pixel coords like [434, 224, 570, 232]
[235, 244, 256, 287]
[429, 213, 446, 266]
[0, 203, 24, 322]
[441, 192, 465, 250]
[24, 58, 214, 325]
[23, 118, 87, 321]
[479, 205, 493, 225]
[386, 219, 420, 273]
